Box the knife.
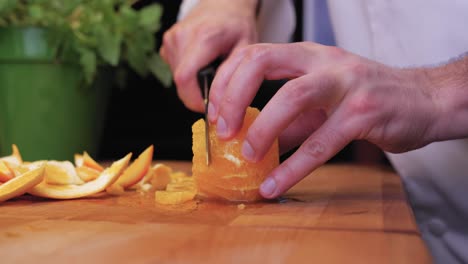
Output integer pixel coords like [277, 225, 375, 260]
[197, 60, 220, 166]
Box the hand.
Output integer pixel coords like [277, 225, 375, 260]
[160, 0, 258, 112]
[208, 42, 446, 198]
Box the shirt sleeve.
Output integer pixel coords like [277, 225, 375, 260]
[178, 0, 296, 43]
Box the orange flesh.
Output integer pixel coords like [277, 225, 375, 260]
[192, 107, 279, 202]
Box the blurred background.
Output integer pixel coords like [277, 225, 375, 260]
[99, 0, 388, 166]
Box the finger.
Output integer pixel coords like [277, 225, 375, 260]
[159, 45, 168, 64]
[278, 109, 327, 154]
[208, 42, 252, 123]
[160, 28, 180, 72]
[159, 45, 177, 76]
[215, 44, 314, 139]
[241, 73, 342, 162]
[173, 33, 238, 113]
[259, 112, 356, 199]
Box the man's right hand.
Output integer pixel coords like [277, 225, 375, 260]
[160, 0, 259, 112]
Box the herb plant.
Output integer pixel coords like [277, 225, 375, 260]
[0, 0, 171, 86]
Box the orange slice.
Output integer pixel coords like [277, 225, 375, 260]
[82, 152, 104, 172]
[170, 171, 192, 183]
[0, 144, 24, 176]
[0, 166, 45, 202]
[0, 161, 14, 182]
[111, 145, 153, 189]
[166, 181, 196, 192]
[74, 153, 84, 167]
[76, 166, 101, 182]
[28, 154, 131, 199]
[155, 189, 197, 205]
[0, 144, 23, 166]
[44, 161, 84, 185]
[148, 163, 172, 190]
[133, 163, 175, 193]
[192, 107, 279, 202]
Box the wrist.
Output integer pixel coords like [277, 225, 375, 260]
[201, 0, 259, 16]
[425, 54, 468, 141]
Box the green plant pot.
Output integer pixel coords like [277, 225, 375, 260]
[0, 27, 110, 161]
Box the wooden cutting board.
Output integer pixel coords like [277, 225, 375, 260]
[0, 163, 431, 264]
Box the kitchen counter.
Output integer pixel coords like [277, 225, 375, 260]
[0, 162, 431, 263]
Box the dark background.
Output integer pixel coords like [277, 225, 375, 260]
[99, 0, 386, 165]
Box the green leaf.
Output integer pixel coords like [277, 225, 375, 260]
[97, 28, 122, 66]
[126, 43, 147, 76]
[0, 0, 16, 14]
[78, 47, 97, 84]
[28, 5, 43, 21]
[0, 1, 169, 88]
[148, 53, 172, 87]
[138, 4, 162, 32]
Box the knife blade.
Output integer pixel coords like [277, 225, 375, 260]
[197, 62, 219, 166]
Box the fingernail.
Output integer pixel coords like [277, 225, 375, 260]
[216, 116, 228, 138]
[208, 102, 217, 123]
[242, 140, 255, 161]
[260, 177, 277, 197]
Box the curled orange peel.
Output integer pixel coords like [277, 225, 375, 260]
[82, 152, 104, 172]
[28, 154, 131, 199]
[0, 161, 14, 182]
[111, 145, 153, 189]
[0, 166, 45, 202]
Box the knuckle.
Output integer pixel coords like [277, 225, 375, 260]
[282, 73, 336, 108]
[347, 89, 380, 117]
[196, 24, 223, 44]
[349, 61, 371, 79]
[173, 68, 190, 87]
[341, 60, 371, 87]
[243, 44, 272, 64]
[162, 31, 172, 46]
[345, 89, 388, 140]
[222, 94, 238, 110]
[301, 139, 327, 161]
[163, 24, 181, 44]
[282, 79, 307, 107]
[325, 46, 347, 60]
[297, 41, 319, 53]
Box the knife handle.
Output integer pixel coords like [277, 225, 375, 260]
[197, 59, 222, 97]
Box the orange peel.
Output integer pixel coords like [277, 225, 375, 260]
[82, 152, 104, 172]
[28, 154, 131, 199]
[0, 161, 14, 182]
[0, 144, 24, 179]
[0, 144, 23, 166]
[76, 166, 101, 182]
[44, 161, 84, 185]
[0, 166, 45, 202]
[111, 145, 153, 189]
[74, 153, 84, 167]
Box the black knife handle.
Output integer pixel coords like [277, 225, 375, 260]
[197, 59, 222, 96]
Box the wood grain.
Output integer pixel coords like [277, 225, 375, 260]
[0, 163, 431, 264]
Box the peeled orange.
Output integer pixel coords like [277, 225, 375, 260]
[192, 107, 279, 202]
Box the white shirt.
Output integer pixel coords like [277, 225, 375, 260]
[327, 1, 468, 263]
[179, 1, 468, 262]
